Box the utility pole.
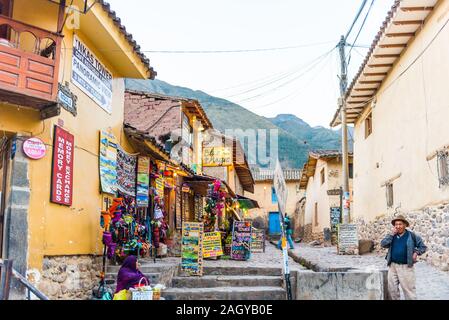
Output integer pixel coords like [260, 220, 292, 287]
[338, 35, 351, 224]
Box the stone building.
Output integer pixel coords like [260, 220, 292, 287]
[300, 151, 353, 243]
[244, 168, 303, 237]
[329, 0, 449, 270]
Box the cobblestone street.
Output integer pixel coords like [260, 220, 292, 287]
[288, 244, 449, 300]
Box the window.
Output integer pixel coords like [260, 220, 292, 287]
[320, 168, 325, 185]
[365, 113, 373, 138]
[437, 151, 449, 187]
[271, 186, 277, 204]
[349, 163, 353, 179]
[386, 183, 394, 208]
[314, 202, 318, 226]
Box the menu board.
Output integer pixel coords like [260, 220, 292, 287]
[181, 222, 204, 276]
[338, 223, 359, 255]
[203, 231, 223, 258]
[136, 156, 150, 207]
[99, 131, 118, 194]
[175, 187, 182, 230]
[251, 229, 265, 253]
[231, 221, 252, 261]
[116, 145, 137, 196]
[194, 196, 203, 221]
[155, 176, 165, 197]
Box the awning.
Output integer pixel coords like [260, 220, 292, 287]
[183, 174, 236, 198]
[236, 195, 260, 209]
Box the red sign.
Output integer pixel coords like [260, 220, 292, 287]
[51, 126, 74, 206]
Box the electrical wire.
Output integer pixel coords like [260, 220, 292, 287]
[223, 46, 336, 99]
[233, 47, 336, 104]
[347, 0, 376, 67]
[345, 0, 369, 41]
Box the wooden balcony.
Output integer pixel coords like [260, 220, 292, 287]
[0, 15, 62, 115]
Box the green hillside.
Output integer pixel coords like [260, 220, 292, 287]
[125, 79, 344, 168]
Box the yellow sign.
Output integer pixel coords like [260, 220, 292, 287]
[203, 231, 223, 258]
[155, 177, 165, 196]
[202, 147, 232, 167]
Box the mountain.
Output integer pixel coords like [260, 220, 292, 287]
[125, 79, 346, 168]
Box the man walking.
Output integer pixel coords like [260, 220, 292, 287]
[277, 215, 295, 250]
[381, 215, 427, 300]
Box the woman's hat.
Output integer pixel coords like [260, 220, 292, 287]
[391, 215, 409, 227]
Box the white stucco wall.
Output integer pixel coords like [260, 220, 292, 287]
[352, 1, 449, 222]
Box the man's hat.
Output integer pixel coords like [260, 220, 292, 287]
[391, 215, 409, 227]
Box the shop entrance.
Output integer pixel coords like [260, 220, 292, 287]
[0, 135, 12, 258]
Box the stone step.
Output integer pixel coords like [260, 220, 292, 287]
[201, 266, 283, 276]
[104, 272, 161, 286]
[106, 265, 173, 274]
[162, 286, 286, 300]
[171, 275, 283, 288]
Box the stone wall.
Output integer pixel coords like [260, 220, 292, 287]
[302, 224, 313, 242]
[35, 255, 102, 300]
[356, 202, 449, 272]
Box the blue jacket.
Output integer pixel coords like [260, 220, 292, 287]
[380, 230, 427, 267]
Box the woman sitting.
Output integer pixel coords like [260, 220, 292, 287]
[115, 255, 149, 295]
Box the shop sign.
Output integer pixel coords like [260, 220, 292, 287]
[327, 188, 342, 196]
[58, 82, 77, 116]
[99, 131, 118, 195]
[181, 222, 204, 276]
[251, 229, 265, 253]
[182, 185, 190, 193]
[71, 35, 113, 113]
[136, 156, 150, 207]
[231, 221, 252, 261]
[50, 126, 74, 206]
[155, 177, 165, 196]
[202, 146, 232, 167]
[23, 137, 46, 160]
[203, 231, 223, 258]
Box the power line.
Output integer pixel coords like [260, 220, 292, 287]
[223, 46, 336, 99]
[345, 0, 369, 41]
[347, 0, 376, 66]
[233, 47, 336, 104]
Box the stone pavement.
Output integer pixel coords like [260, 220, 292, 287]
[288, 244, 449, 300]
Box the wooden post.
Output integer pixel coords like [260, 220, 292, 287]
[0, 259, 13, 300]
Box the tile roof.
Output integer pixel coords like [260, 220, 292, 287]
[330, 0, 439, 127]
[98, 1, 156, 79]
[251, 168, 302, 182]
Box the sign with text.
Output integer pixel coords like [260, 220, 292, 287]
[231, 221, 252, 261]
[202, 146, 233, 167]
[99, 131, 118, 195]
[338, 223, 359, 255]
[23, 137, 46, 160]
[136, 156, 150, 207]
[51, 126, 74, 206]
[251, 229, 265, 253]
[71, 35, 113, 113]
[181, 222, 204, 276]
[203, 231, 223, 258]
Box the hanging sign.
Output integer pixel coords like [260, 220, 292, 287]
[181, 222, 204, 276]
[71, 35, 113, 113]
[231, 221, 252, 261]
[182, 185, 190, 193]
[203, 231, 223, 258]
[50, 126, 74, 206]
[155, 177, 165, 196]
[251, 229, 265, 253]
[136, 156, 150, 207]
[116, 145, 136, 196]
[202, 146, 233, 167]
[23, 137, 46, 160]
[99, 131, 117, 194]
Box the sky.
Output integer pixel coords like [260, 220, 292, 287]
[107, 0, 394, 128]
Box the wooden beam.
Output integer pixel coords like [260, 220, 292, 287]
[373, 54, 400, 58]
[368, 63, 394, 68]
[379, 43, 407, 48]
[393, 20, 424, 26]
[400, 6, 433, 12]
[363, 72, 388, 76]
[347, 101, 369, 105]
[354, 88, 377, 92]
[385, 32, 415, 37]
[359, 80, 382, 84]
[350, 94, 373, 98]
